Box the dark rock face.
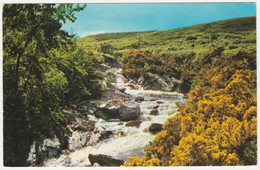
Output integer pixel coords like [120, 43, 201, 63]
[88, 154, 125, 166]
[149, 123, 163, 134]
[125, 120, 142, 128]
[119, 103, 141, 121]
[95, 110, 109, 120]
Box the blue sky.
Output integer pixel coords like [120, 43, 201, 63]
[62, 3, 256, 38]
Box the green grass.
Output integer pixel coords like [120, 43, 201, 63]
[78, 16, 256, 61]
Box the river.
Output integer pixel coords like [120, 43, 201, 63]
[43, 69, 185, 167]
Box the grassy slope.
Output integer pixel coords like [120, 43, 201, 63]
[78, 16, 256, 61]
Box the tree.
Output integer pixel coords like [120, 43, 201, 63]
[3, 4, 89, 166]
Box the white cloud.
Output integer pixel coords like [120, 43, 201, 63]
[78, 30, 121, 38]
[79, 30, 106, 37]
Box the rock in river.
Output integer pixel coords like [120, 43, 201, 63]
[149, 123, 163, 134]
[119, 103, 141, 121]
[150, 106, 159, 116]
[95, 103, 119, 120]
[125, 120, 142, 128]
[135, 96, 144, 102]
[88, 154, 125, 166]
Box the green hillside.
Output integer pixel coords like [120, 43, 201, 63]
[78, 16, 256, 60]
[78, 16, 256, 94]
[79, 16, 257, 166]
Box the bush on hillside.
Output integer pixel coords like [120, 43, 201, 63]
[122, 49, 165, 78]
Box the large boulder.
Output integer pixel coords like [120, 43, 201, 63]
[88, 154, 125, 166]
[149, 123, 163, 134]
[119, 103, 141, 121]
[95, 103, 119, 120]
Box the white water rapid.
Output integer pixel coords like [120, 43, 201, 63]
[43, 69, 185, 167]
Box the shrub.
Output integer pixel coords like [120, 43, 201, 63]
[124, 65, 256, 166]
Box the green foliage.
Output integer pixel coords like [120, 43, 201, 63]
[56, 48, 104, 102]
[105, 68, 118, 83]
[2, 4, 104, 166]
[54, 4, 87, 23]
[77, 102, 94, 114]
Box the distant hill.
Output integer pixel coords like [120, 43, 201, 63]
[78, 16, 256, 61]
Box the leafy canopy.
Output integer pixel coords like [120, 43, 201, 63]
[3, 4, 104, 166]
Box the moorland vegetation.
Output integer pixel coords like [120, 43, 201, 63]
[3, 4, 256, 166]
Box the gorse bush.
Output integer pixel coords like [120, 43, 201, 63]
[122, 49, 165, 78]
[123, 52, 256, 166]
[121, 49, 182, 85]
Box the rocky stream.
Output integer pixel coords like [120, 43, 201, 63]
[27, 66, 185, 167]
